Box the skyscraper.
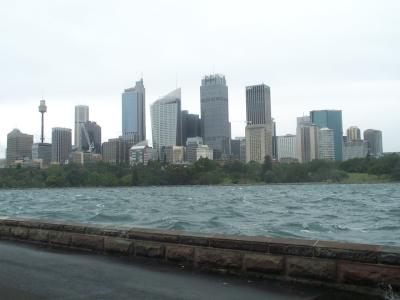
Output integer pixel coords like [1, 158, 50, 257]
[52, 127, 72, 165]
[363, 129, 383, 157]
[122, 79, 146, 143]
[347, 126, 361, 141]
[343, 140, 369, 161]
[296, 116, 318, 163]
[74, 105, 89, 149]
[80, 121, 102, 154]
[318, 128, 335, 161]
[200, 74, 231, 159]
[151, 88, 182, 159]
[310, 110, 343, 161]
[6, 129, 33, 165]
[181, 110, 201, 146]
[277, 134, 297, 162]
[245, 84, 273, 163]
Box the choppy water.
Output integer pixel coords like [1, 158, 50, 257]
[0, 183, 399, 246]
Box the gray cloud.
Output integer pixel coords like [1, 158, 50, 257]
[1, 0, 399, 157]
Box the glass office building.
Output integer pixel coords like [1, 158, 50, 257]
[122, 79, 146, 143]
[310, 110, 343, 161]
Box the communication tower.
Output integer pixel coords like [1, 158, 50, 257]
[38, 100, 47, 143]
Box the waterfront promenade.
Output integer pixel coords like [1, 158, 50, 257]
[0, 240, 330, 300]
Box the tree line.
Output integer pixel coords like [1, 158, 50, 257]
[0, 154, 399, 188]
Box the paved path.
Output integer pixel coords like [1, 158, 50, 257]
[0, 241, 379, 300]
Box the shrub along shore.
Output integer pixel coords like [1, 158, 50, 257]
[0, 155, 399, 188]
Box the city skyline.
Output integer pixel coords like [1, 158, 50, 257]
[1, 0, 400, 157]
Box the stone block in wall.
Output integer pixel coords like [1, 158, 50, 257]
[378, 246, 400, 266]
[10, 226, 29, 240]
[166, 245, 195, 263]
[196, 248, 243, 270]
[104, 237, 133, 255]
[287, 257, 336, 281]
[269, 244, 314, 257]
[128, 228, 180, 243]
[71, 233, 104, 251]
[244, 253, 284, 274]
[49, 230, 72, 246]
[62, 224, 87, 234]
[315, 241, 379, 264]
[209, 237, 269, 252]
[0, 225, 11, 237]
[135, 241, 165, 258]
[179, 234, 209, 247]
[338, 262, 400, 289]
[29, 229, 49, 243]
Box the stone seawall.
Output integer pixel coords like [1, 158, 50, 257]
[0, 218, 399, 296]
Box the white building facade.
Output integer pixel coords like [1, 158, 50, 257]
[150, 88, 182, 160]
[318, 128, 335, 161]
[277, 134, 297, 161]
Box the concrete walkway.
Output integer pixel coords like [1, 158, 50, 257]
[0, 241, 380, 300]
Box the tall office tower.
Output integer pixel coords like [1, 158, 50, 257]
[230, 137, 246, 163]
[239, 138, 246, 163]
[343, 140, 369, 161]
[272, 120, 278, 160]
[363, 129, 383, 157]
[181, 110, 201, 146]
[277, 134, 297, 162]
[122, 79, 146, 143]
[200, 74, 231, 159]
[245, 84, 273, 163]
[80, 121, 102, 154]
[52, 128, 72, 165]
[318, 128, 335, 161]
[151, 88, 182, 159]
[74, 105, 89, 149]
[231, 139, 241, 159]
[296, 117, 319, 163]
[310, 110, 343, 161]
[347, 126, 361, 141]
[6, 129, 34, 165]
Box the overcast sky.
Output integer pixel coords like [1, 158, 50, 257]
[1, 0, 399, 158]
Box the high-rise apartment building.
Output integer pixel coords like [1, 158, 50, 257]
[52, 127, 72, 165]
[6, 129, 33, 165]
[181, 110, 201, 146]
[277, 134, 297, 161]
[347, 126, 361, 141]
[310, 110, 343, 161]
[122, 79, 146, 143]
[200, 74, 231, 159]
[81, 121, 102, 154]
[74, 105, 89, 149]
[151, 88, 182, 159]
[318, 128, 335, 161]
[245, 84, 273, 163]
[363, 129, 383, 157]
